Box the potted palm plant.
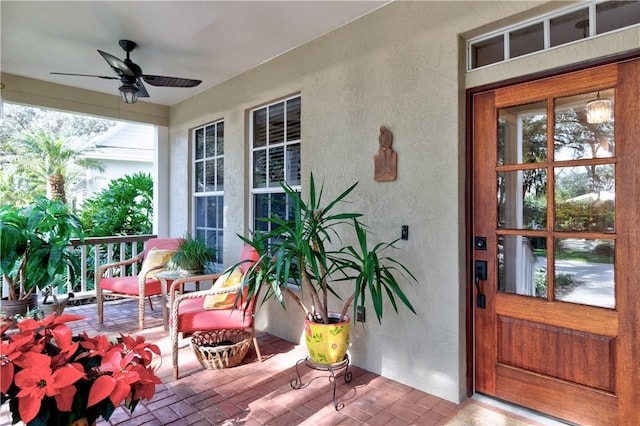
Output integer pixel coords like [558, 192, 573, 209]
[238, 174, 417, 365]
[170, 233, 216, 274]
[0, 197, 84, 320]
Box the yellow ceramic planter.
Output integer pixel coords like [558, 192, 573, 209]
[304, 313, 350, 364]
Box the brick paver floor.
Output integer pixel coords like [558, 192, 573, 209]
[1, 298, 541, 425]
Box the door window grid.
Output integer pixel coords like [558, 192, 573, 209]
[468, 0, 640, 70]
[250, 96, 301, 233]
[496, 89, 616, 309]
[194, 121, 224, 264]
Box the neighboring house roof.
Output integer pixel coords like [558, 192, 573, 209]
[84, 122, 154, 162]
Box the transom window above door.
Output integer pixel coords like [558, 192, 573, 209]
[468, 1, 640, 70]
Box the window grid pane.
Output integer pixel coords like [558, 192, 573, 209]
[550, 8, 589, 47]
[251, 96, 301, 230]
[509, 23, 544, 59]
[472, 35, 504, 68]
[193, 120, 224, 265]
[194, 195, 223, 264]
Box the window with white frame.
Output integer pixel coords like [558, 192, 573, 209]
[468, 0, 640, 70]
[193, 120, 224, 264]
[250, 96, 301, 233]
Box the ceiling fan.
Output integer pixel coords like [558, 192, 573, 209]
[51, 39, 202, 104]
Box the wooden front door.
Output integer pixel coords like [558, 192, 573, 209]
[472, 60, 640, 425]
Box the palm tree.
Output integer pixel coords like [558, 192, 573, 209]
[9, 130, 104, 204]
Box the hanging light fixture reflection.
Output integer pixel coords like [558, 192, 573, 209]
[586, 92, 611, 124]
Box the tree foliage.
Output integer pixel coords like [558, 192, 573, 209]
[80, 173, 153, 237]
[8, 130, 104, 204]
[0, 103, 115, 206]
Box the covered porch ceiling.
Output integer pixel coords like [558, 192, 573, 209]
[1, 1, 387, 108]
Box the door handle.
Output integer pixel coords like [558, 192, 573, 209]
[475, 260, 487, 309]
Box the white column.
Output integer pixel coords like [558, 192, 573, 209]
[154, 126, 170, 237]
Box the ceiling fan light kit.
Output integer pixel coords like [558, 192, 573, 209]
[51, 39, 202, 104]
[119, 83, 139, 104]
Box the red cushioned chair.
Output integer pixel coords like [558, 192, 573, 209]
[96, 237, 182, 330]
[170, 246, 262, 379]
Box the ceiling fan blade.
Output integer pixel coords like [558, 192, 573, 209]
[50, 72, 119, 80]
[142, 74, 201, 88]
[98, 49, 135, 77]
[135, 80, 150, 98]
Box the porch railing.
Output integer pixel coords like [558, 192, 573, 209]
[65, 234, 157, 300]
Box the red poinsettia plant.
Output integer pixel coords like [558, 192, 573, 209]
[0, 313, 161, 425]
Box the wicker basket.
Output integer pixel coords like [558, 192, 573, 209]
[191, 329, 251, 370]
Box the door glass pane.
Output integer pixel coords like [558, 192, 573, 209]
[498, 169, 547, 229]
[554, 238, 615, 309]
[554, 89, 615, 161]
[554, 165, 615, 232]
[498, 235, 546, 298]
[498, 101, 547, 165]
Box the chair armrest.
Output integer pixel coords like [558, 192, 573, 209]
[138, 263, 167, 285]
[96, 252, 145, 279]
[168, 273, 222, 310]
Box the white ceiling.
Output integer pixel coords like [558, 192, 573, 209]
[1, 1, 387, 107]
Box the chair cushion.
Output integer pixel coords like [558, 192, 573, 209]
[203, 267, 243, 310]
[177, 297, 253, 333]
[140, 247, 176, 279]
[100, 276, 162, 296]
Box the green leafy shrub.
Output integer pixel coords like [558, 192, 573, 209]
[80, 173, 152, 237]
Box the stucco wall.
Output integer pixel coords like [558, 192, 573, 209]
[167, 1, 639, 403]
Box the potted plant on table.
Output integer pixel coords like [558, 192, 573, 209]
[238, 174, 417, 365]
[169, 233, 216, 274]
[0, 198, 84, 321]
[1, 313, 161, 425]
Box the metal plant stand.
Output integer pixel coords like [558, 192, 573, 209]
[290, 356, 352, 410]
